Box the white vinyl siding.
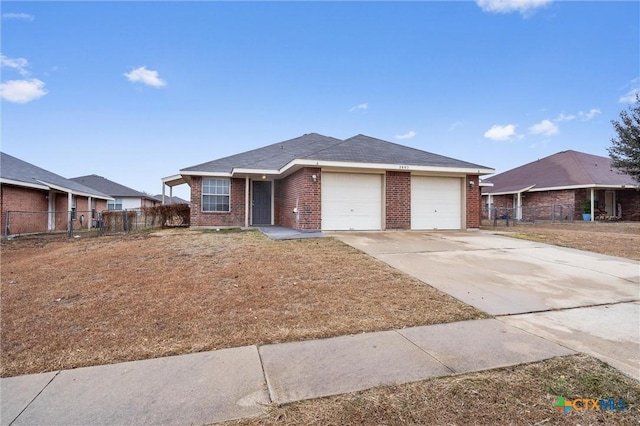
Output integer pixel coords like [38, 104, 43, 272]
[411, 176, 462, 230]
[321, 172, 382, 230]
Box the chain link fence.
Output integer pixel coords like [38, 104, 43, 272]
[483, 204, 576, 226]
[4, 205, 190, 238]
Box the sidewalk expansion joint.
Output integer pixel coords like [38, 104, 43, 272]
[255, 345, 273, 405]
[495, 299, 640, 318]
[393, 330, 456, 375]
[8, 370, 60, 426]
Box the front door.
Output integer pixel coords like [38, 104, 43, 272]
[252, 181, 272, 225]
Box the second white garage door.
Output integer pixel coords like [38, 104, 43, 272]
[321, 173, 382, 230]
[411, 176, 462, 230]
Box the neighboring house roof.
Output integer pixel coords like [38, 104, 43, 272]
[179, 133, 493, 177]
[482, 150, 637, 195]
[70, 174, 156, 201]
[0, 152, 111, 199]
[153, 195, 189, 204]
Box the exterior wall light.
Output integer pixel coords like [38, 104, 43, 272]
[311, 174, 317, 182]
[469, 180, 475, 188]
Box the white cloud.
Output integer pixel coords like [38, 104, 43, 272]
[0, 79, 48, 103]
[555, 112, 576, 122]
[483, 124, 518, 141]
[2, 13, 34, 21]
[620, 89, 639, 103]
[619, 79, 639, 103]
[124, 66, 166, 88]
[578, 108, 601, 121]
[529, 119, 558, 136]
[1, 54, 30, 76]
[395, 130, 416, 140]
[476, 0, 552, 15]
[449, 121, 464, 131]
[349, 103, 368, 112]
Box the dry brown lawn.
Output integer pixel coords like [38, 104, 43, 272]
[483, 221, 640, 261]
[1, 229, 486, 377]
[229, 354, 640, 425]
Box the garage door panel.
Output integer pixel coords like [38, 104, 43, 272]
[322, 173, 382, 230]
[411, 176, 462, 230]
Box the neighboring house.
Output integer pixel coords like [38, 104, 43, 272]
[163, 133, 494, 231]
[70, 175, 159, 210]
[0, 152, 111, 235]
[153, 194, 189, 205]
[482, 150, 640, 222]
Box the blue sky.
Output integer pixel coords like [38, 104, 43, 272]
[2, 1, 638, 199]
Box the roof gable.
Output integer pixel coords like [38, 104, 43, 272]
[483, 150, 636, 194]
[0, 152, 111, 199]
[70, 174, 153, 199]
[181, 133, 491, 174]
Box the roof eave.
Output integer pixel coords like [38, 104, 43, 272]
[37, 180, 113, 200]
[0, 177, 49, 191]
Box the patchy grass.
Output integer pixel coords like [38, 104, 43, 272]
[483, 221, 640, 261]
[229, 354, 640, 426]
[0, 229, 486, 377]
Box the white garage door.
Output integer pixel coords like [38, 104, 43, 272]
[411, 176, 462, 230]
[322, 173, 382, 230]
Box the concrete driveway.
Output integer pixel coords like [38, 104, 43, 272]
[332, 231, 640, 379]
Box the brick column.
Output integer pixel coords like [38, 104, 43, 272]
[386, 171, 411, 230]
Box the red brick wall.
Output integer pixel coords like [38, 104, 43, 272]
[190, 176, 246, 227]
[1, 184, 49, 234]
[0, 185, 106, 234]
[466, 175, 480, 228]
[385, 171, 411, 230]
[276, 168, 321, 230]
[619, 189, 640, 220]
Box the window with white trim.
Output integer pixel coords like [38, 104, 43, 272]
[108, 198, 123, 210]
[202, 178, 230, 212]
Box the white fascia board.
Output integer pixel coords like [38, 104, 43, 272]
[280, 159, 495, 176]
[179, 170, 233, 178]
[479, 181, 494, 187]
[231, 168, 280, 176]
[37, 180, 114, 200]
[181, 160, 495, 178]
[0, 178, 49, 191]
[482, 185, 536, 196]
[162, 174, 187, 185]
[528, 183, 638, 192]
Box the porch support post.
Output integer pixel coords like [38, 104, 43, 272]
[245, 177, 250, 228]
[516, 192, 522, 220]
[590, 188, 595, 222]
[67, 191, 73, 231]
[48, 189, 55, 231]
[162, 184, 166, 205]
[88, 196, 92, 229]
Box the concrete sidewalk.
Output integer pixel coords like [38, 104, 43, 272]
[1, 319, 574, 425]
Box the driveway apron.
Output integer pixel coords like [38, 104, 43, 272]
[332, 231, 640, 380]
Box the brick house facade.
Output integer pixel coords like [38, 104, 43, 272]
[482, 150, 639, 222]
[1, 152, 111, 237]
[166, 133, 493, 232]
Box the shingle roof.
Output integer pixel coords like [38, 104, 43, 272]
[0, 152, 111, 199]
[181, 133, 491, 174]
[70, 174, 155, 199]
[483, 150, 636, 194]
[153, 195, 189, 204]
